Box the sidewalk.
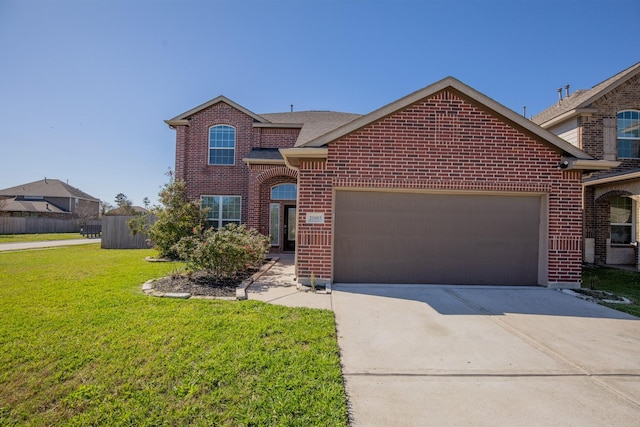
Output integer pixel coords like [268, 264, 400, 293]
[246, 254, 332, 310]
[0, 238, 101, 252]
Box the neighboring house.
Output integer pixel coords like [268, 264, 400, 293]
[166, 77, 615, 288]
[532, 61, 640, 267]
[0, 178, 100, 219]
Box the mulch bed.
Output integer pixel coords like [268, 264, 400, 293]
[152, 269, 256, 298]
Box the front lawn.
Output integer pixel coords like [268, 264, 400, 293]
[0, 233, 83, 243]
[582, 265, 640, 317]
[0, 245, 348, 426]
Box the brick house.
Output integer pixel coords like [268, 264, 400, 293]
[167, 77, 614, 288]
[0, 178, 100, 219]
[532, 61, 640, 267]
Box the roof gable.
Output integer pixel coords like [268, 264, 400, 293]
[532, 61, 640, 126]
[165, 95, 268, 125]
[299, 76, 593, 159]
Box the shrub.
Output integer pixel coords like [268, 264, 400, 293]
[129, 171, 208, 259]
[174, 223, 270, 279]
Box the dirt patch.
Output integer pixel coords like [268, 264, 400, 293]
[152, 270, 256, 298]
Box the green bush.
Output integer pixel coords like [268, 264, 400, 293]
[129, 172, 208, 259]
[174, 223, 270, 279]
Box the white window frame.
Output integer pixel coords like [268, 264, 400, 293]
[201, 195, 242, 229]
[610, 196, 634, 245]
[269, 203, 280, 246]
[208, 124, 236, 166]
[617, 110, 640, 159]
[270, 183, 297, 200]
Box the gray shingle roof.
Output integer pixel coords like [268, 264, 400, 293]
[0, 179, 98, 201]
[259, 111, 362, 147]
[532, 61, 640, 125]
[245, 148, 284, 160]
[0, 198, 68, 214]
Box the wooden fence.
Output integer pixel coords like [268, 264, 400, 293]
[0, 217, 88, 234]
[101, 215, 156, 249]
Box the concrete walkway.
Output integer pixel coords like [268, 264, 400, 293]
[0, 238, 101, 252]
[246, 254, 332, 310]
[249, 257, 640, 426]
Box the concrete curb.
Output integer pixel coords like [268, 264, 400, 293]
[141, 257, 279, 301]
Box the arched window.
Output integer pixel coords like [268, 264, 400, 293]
[209, 125, 235, 165]
[271, 183, 297, 200]
[617, 110, 640, 159]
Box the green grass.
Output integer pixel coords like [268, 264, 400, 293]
[0, 233, 83, 243]
[582, 265, 640, 317]
[0, 245, 348, 426]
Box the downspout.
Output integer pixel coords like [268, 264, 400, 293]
[281, 153, 301, 286]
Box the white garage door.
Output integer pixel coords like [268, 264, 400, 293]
[334, 190, 542, 285]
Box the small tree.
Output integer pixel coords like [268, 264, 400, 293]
[130, 170, 208, 259]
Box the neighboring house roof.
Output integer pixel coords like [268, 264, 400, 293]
[296, 76, 597, 161]
[0, 198, 68, 214]
[532, 61, 640, 126]
[0, 179, 99, 201]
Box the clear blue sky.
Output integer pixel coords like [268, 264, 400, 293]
[1, 0, 638, 207]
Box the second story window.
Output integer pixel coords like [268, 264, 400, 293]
[617, 110, 640, 159]
[209, 125, 235, 165]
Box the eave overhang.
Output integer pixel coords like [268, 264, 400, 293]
[164, 119, 190, 127]
[279, 147, 328, 168]
[584, 170, 640, 186]
[562, 158, 620, 171]
[242, 158, 286, 166]
[537, 108, 598, 129]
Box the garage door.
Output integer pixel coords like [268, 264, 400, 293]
[334, 190, 541, 285]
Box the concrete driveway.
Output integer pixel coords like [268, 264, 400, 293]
[332, 284, 640, 426]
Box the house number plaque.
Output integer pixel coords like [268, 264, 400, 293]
[305, 213, 325, 224]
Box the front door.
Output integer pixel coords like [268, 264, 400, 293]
[283, 205, 296, 251]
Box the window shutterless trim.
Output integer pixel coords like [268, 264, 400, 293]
[208, 124, 236, 166]
[200, 195, 242, 228]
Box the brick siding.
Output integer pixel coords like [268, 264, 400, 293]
[579, 74, 640, 263]
[296, 90, 583, 285]
[172, 102, 299, 230]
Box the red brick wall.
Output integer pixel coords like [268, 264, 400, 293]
[296, 90, 583, 285]
[171, 102, 299, 225]
[580, 74, 640, 172]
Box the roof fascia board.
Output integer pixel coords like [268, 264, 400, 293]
[241, 158, 286, 166]
[563, 158, 620, 171]
[584, 170, 640, 186]
[537, 108, 598, 128]
[167, 95, 268, 123]
[279, 148, 328, 168]
[300, 76, 595, 160]
[164, 119, 190, 127]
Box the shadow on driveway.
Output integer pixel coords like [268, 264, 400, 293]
[333, 283, 638, 319]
